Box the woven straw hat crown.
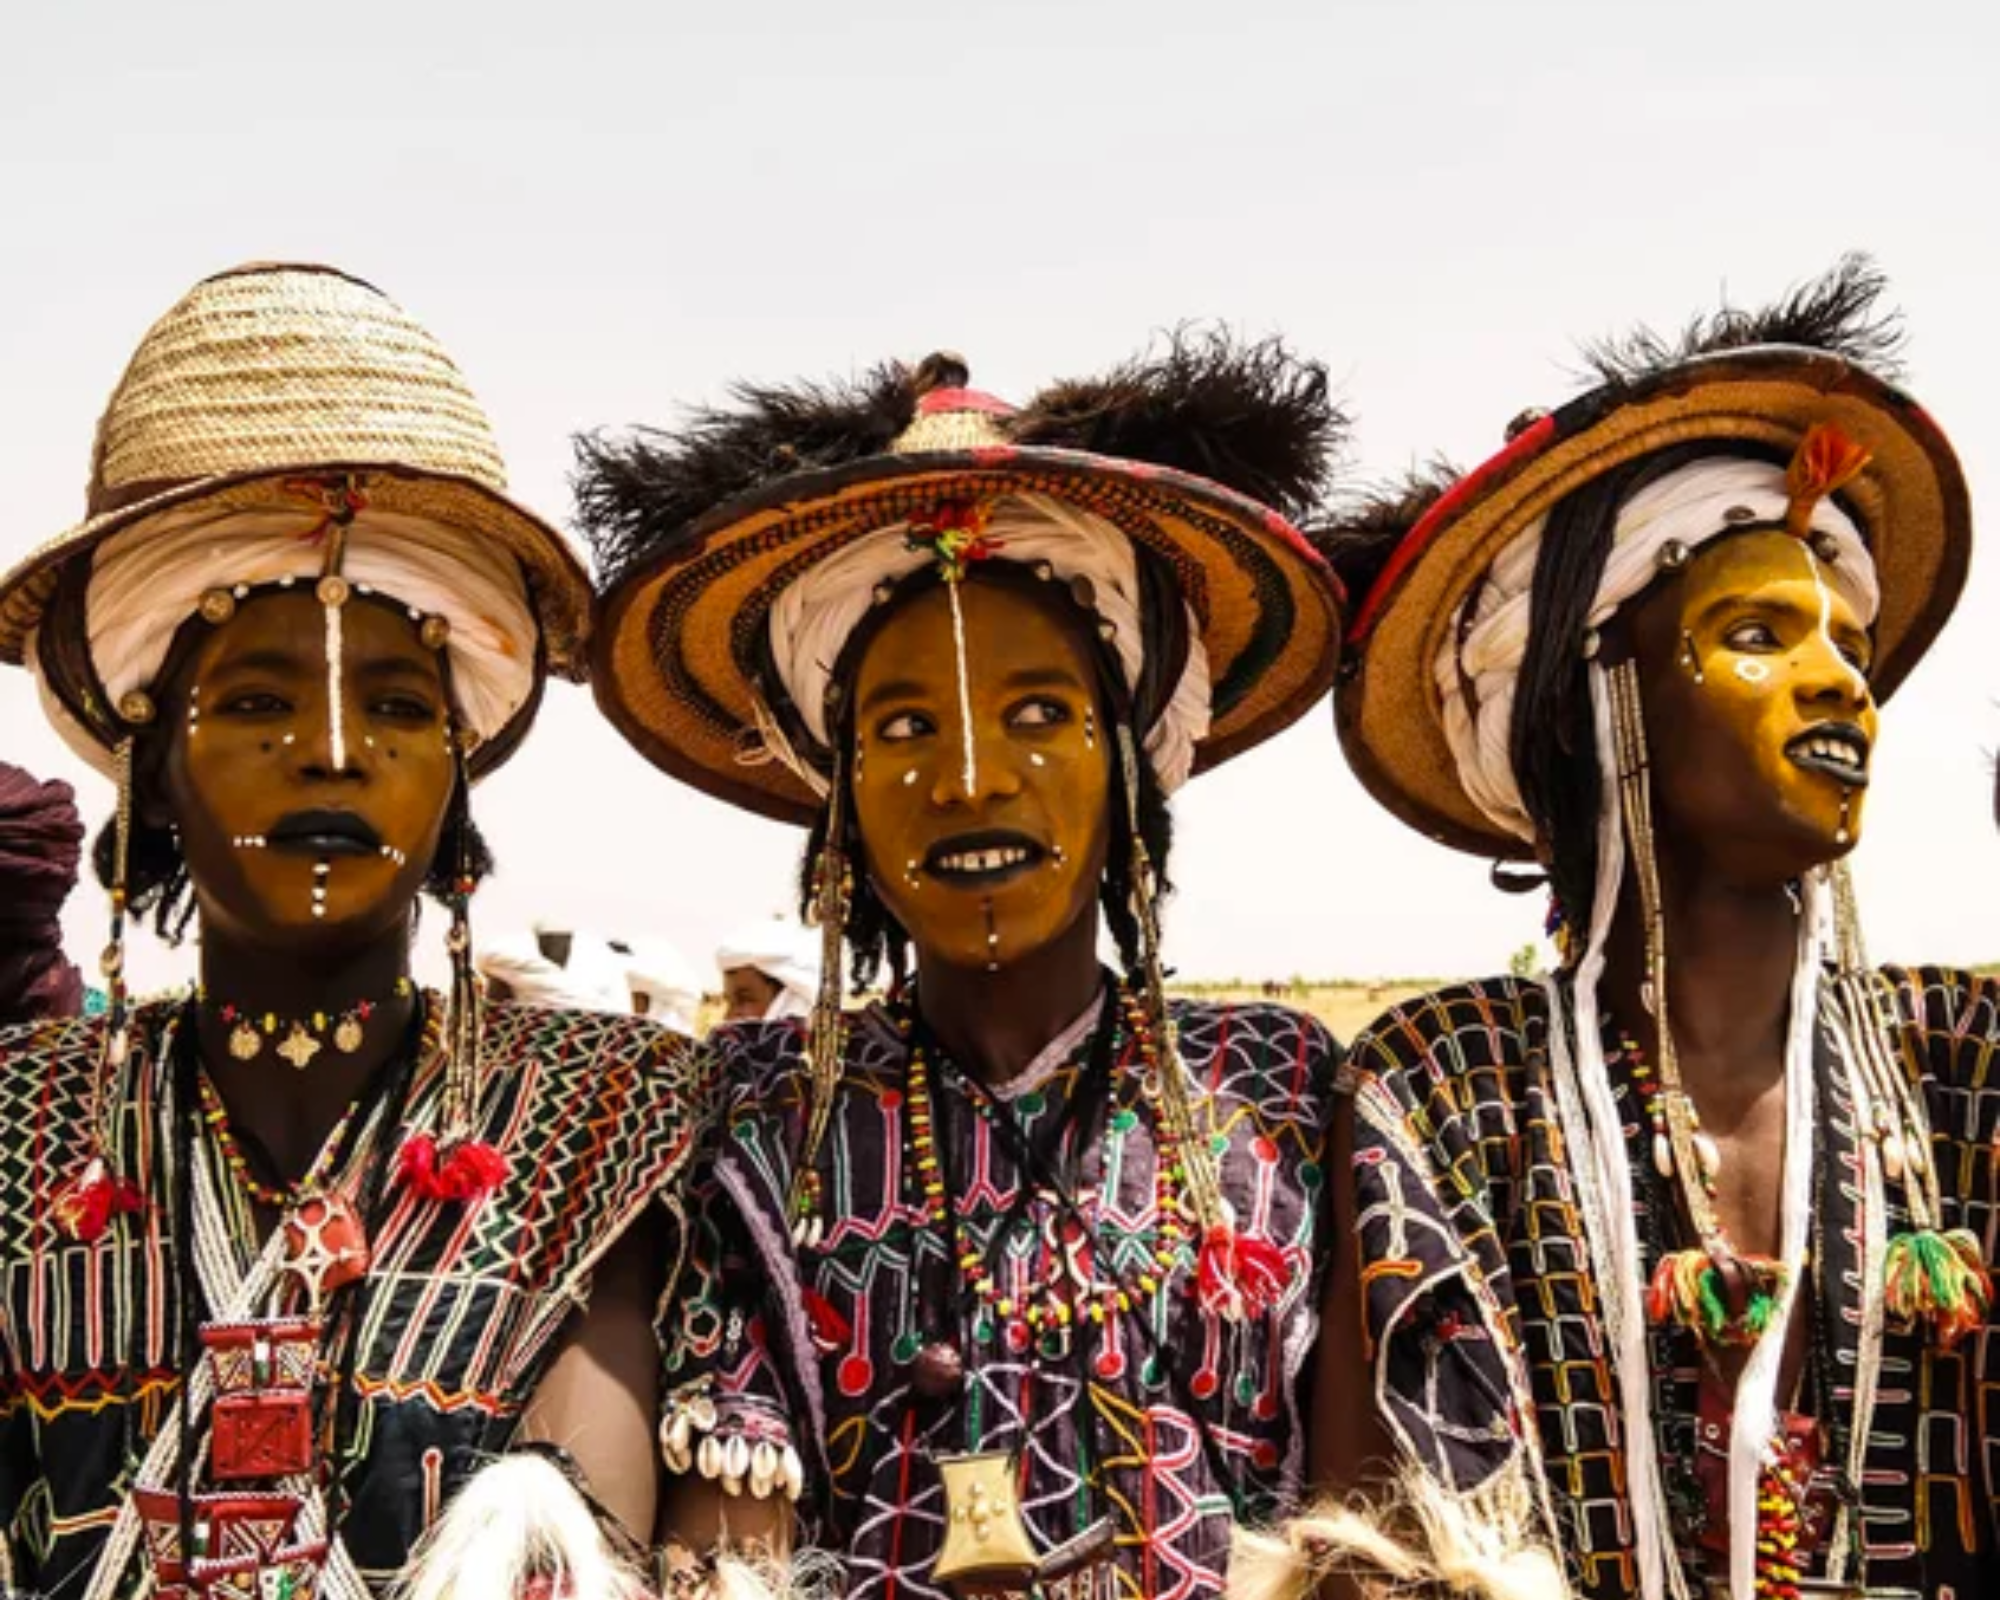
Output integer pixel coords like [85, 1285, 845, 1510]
[0, 260, 593, 769]
[86, 262, 507, 513]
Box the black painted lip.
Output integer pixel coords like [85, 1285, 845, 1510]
[1784, 721, 1871, 788]
[265, 808, 383, 856]
[922, 828, 1047, 888]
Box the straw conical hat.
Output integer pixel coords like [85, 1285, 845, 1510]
[0, 263, 589, 727]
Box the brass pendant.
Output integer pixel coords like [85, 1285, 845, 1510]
[932, 1451, 1040, 1591]
[229, 1020, 264, 1062]
[332, 1015, 363, 1053]
[275, 1025, 321, 1071]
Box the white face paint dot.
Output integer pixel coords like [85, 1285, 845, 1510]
[902, 769, 919, 787]
[1030, 752, 1047, 768]
[1734, 659, 1770, 684]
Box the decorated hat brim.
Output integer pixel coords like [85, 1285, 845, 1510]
[0, 461, 591, 779]
[592, 443, 1345, 826]
[1337, 345, 1971, 861]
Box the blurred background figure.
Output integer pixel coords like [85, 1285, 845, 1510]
[623, 940, 704, 1035]
[714, 918, 819, 1022]
[477, 922, 628, 1011]
[0, 759, 84, 1022]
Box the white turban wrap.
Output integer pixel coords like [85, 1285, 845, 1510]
[1436, 457, 1878, 843]
[32, 501, 539, 774]
[624, 941, 704, 1036]
[715, 919, 820, 1022]
[761, 493, 1213, 796]
[477, 931, 630, 1013]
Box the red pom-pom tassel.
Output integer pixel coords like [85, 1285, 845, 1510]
[52, 1156, 145, 1242]
[397, 1133, 509, 1204]
[1195, 1224, 1292, 1321]
[802, 1288, 851, 1354]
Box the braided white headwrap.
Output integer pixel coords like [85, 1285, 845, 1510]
[760, 491, 1212, 795]
[28, 501, 539, 779]
[1437, 457, 1877, 843]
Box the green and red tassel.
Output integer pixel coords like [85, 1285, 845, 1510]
[1646, 1247, 1787, 1347]
[1883, 1227, 1991, 1350]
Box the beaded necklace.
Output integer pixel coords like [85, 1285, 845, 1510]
[1618, 1025, 1849, 1599]
[198, 977, 415, 1069]
[902, 985, 1187, 1354]
[194, 1071, 366, 1210]
[1610, 1029, 1787, 1347]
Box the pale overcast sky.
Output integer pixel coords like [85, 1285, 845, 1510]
[2, 0, 1994, 992]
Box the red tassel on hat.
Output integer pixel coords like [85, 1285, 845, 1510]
[1195, 1223, 1291, 1320]
[397, 1133, 509, 1203]
[52, 1155, 145, 1242]
[1784, 422, 1872, 540]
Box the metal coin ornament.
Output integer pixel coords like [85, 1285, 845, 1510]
[275, 1025, 322, 1071]
[932, 1451, 1040, 1591]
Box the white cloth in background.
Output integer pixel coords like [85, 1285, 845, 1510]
[624, 941, 704, 1036]
[477, 930, 629, 1013]
[714, 918, 820, 1021]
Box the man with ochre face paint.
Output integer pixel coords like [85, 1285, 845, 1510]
[1255, 262, 2000, 1600]
[0, 265, 711, 1600]
[577, 336, 1349, 1599]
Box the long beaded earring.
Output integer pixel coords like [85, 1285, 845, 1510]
[1608, 660, 1785, 1345]
[1114, 724, 1287, 1321]
[396, 728, 507, 1205]
[788, 747, 852, 1248]
[1827, 861, 1991, 1345]
[52, 733, 147, 1241]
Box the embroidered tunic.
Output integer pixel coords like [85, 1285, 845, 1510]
[661, 995, 1340, 1600]
[0, 997, 707, 1599]
[1347, 967, 2000, 1599]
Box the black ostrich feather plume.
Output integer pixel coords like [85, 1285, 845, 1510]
[1310, 460, 1462, 608]
[574, 330, 1344, 587]
[1579, 252, 1906, 390]
[575, 363, 920, 586]
[1012, 329, 1344, 524]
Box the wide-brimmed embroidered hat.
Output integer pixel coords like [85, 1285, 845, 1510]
[0, 262, 591, 777]
[580, 333, 1347, 825]
[1334, 259, 1971, 860]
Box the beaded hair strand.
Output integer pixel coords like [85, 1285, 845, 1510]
[49, 734, 146, 1242]
[394, 732, 508, 1204]
[788, 745, 853, 1248]
[1114, 723, 1289, 1322]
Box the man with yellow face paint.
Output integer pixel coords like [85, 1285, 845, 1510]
[0, 266, 711, 1600]
[1249, 261, 1993, 1600]
[578, 337, 1348, 1600]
